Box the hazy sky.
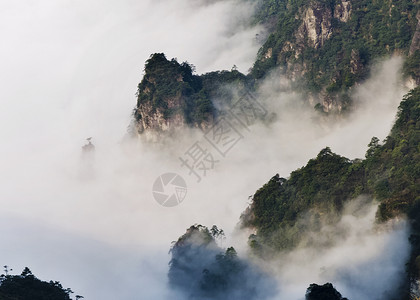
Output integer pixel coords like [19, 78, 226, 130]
[0, 1, 411, 299]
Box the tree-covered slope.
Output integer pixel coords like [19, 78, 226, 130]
[168, 225, 276, 300]
[241, 147, 365, 250]
[0, 267, 81, 300]
[306, 283, 349, 300]
[168, 225, 352, 299]
[241, 86, 419, 291]
[132, 1, 419, 136]
[251, 0, 419, 111]
[133, 53, 247, 136]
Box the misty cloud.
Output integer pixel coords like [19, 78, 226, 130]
[0, 1, 413, 299]
[168, 225, 277, 300]
[257, 198, 410, 300]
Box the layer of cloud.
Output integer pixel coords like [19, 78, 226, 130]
[0, 0, 412, 299]
[257, 198, 410, 300]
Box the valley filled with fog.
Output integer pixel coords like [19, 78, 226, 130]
[0, 1, 413, 299]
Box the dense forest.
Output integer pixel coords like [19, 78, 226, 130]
[0, 267, 81, 300]
[241, 86, 420, 296]
[168, 224, 277, 299]
[134, 53, 248, 134]
[130, 0, 420, 298]
[4, 0, 418, 298]
[251, 0, 419, 110]
[167, 76, 419, 300]
[133, 0, 419, 129]
[168, 224, 350, 299]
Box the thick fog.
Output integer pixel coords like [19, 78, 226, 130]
[0, 1, 411, 299]
[253, 198, 410, 300]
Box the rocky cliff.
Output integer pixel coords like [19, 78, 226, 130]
[252, 0, 419, 112]
[240, 86, 420, 298]
[133, 1, 419, 137]
[407, 11, 420, 86]
[409, 11, 420, 56]
[133, 53, 215, 140]
[133, 53, 248, 139]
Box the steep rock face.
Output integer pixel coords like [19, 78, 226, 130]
[133, 53, 251, 139]
[132, 1, 419, 134]
[334, 0, 352, 22]
[262, 1, 336, 63]
[252, 0, 419, 113]
[241, 87, 420, 297]
[136, 96, 186, 134]
[409, 11, 420, 56]
[133, 53, 214, 140]
[254, 0, 351, 113]
[296, 2, 333, 49]
[407, 11, 420, 85]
